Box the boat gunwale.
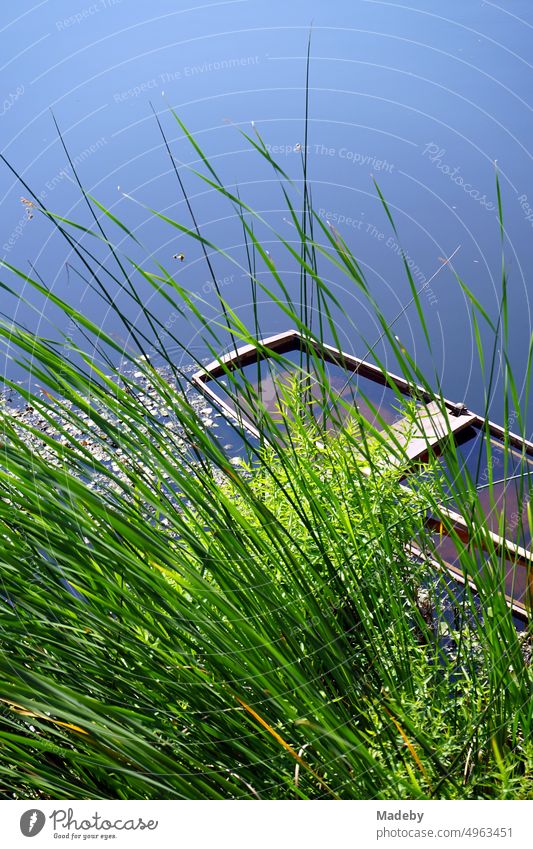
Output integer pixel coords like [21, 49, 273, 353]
[192, 329, 533, 455]
[407, 541, 529, 621]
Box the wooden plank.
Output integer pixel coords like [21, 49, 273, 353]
[387, 401, 476, 465]
[407, 542, 528, 620]
[193, 330, 300, 382]
[436, 505, 533, 565]
[466, 413, 533, 454]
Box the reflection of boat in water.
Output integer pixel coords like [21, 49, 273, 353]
[193, 329, 532, 621]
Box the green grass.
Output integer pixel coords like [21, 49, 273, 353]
[0, 96, 532, 799]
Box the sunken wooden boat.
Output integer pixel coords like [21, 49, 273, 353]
[193, 329, 532, 621]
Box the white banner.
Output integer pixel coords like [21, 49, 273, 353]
[0, 800, 530, 848]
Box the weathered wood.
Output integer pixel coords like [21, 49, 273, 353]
[387, 401, 476, 465]
[435, 505, 532, 565]
[194, 330, 299, 382]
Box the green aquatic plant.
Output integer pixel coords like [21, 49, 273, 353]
[0, 65, 532, 798]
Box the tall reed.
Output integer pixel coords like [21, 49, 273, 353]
[0, 84, 531, 799]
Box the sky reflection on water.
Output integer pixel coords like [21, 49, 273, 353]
[2, 1, 533, 430]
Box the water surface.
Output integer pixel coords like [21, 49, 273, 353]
[2, 1, 532, 433]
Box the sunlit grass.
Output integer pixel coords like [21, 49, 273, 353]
[0, 81, 531, 799]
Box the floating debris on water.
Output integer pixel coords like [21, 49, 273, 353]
[0, 361, 246, 498]
[20, 197, 35, 220]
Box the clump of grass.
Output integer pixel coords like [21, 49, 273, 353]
[0, 89, 531, 799]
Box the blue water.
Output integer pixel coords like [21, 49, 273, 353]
[2, 1, 533, 430]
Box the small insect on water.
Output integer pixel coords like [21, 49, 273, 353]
[173, 253, 185, 262]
